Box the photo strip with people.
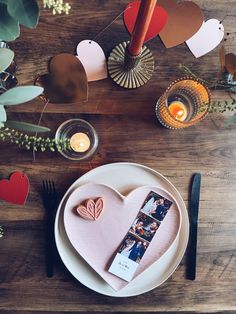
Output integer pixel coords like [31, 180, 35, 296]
[118, 233, 149, 264]
[141, 191, 173, 222]
[130, 212, 160, 242]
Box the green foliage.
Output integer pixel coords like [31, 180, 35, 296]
[43, 0, 71, 15]
[4, 121, 50, 133]
[0, 225, 3, 238]
[179, 64, 236, 126]
[0, 0, 71, 41]
[0, 127, 70, 152]
[0, 3, 20, 41]
[0, 48, 14, 72]
[0, 0, 39, 41]
[224, 113, 236, 127]
[0, 86, 44, 106]
[7, 0, 39, 28]
[0, 106, 7, 122]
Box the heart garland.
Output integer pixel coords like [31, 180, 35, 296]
[0, 171, 29, 205]
[123, 0, 224, 57]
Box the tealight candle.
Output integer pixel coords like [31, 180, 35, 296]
[70, 132, 91, 153]
[168, 101, 188, 122]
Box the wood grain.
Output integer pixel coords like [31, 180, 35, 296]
[0, 0, 236, 313]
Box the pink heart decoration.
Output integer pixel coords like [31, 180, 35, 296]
[64, 183, 181, 291]
[186, 19, 224, 58]
[0, 172, 29, 205]
[76, 197, 104, 220]
[123, 1, 168, 42]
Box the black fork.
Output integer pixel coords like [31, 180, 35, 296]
[42, 180, 58, 278]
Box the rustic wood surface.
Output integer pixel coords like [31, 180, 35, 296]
[0, 0, 236, 313]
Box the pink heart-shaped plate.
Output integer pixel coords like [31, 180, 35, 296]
[63, 183, 181, 291]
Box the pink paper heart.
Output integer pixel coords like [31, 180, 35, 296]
[186, 19, 224, 58]
[64, 183, 181, 291]
[0, 172, 29, 205]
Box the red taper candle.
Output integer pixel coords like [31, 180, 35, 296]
[128, 0, 157, 56]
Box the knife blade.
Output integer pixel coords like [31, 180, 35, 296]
[187, 173, 201, 280]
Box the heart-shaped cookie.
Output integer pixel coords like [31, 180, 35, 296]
[0, 172, 29, 205]
[123, 1, 168, 42]
[64, 183, 181, 291]
[35, 53, 88, 104]
[186, 19, 224, 58]
[158, 0, 204, 48]
[76, 40, 108, 82]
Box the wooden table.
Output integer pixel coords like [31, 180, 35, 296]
[0, 0, 236, 313]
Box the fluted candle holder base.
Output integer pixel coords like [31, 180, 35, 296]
[107, 41, 154, 89]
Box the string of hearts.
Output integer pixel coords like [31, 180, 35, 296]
[35, 0, 229, 104]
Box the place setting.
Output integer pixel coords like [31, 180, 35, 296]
[0, 0, 235, 311]
[54, 162, 190, 297]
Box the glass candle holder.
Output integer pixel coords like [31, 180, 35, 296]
[55, 119, 98, 160]
[155, 77, 211, 129]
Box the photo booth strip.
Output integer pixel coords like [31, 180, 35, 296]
[108, 191, 173, 282]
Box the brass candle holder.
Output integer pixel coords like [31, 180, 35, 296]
[107, 41, 154, 89]
[108, 0, 156, 89]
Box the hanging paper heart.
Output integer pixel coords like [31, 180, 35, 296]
[123, 1, 168, 42]
[0, 172, 29, 205]
[76, 40, 107, 82]
[35, 53, 88, 104]
[157, 0, 204, 48]
[186, 19, 224, 58]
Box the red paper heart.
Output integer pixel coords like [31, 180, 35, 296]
[124, 1, 168, 42]
[0, 172, 29, 205]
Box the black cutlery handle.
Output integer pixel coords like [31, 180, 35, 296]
[187, 224, 198, 280]
[45, 211, 54, 278]
[187, 173, 201, 281]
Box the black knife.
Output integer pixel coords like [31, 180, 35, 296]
[187, 173, 201, 280]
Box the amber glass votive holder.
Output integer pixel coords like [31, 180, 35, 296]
[155, 77, 211, 129]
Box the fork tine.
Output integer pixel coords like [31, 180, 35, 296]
[49, 180, 53, 193]
[43, 180, 46, 193]
[52, 181, 56, 193]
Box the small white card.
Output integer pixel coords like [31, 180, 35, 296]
[108, 253, 139, 282]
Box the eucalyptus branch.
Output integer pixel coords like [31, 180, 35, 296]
[0, 127, 70, 152]
[178, 64, 210, 86]
[0, 226, 3, 238]
[43, 0, 71, 14]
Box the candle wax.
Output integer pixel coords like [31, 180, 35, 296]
[168, 101, 188, 122]
[70, 132, 91, 153]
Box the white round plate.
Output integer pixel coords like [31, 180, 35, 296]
[55, 162, 189, 297]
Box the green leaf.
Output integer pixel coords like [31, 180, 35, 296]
[0, 48, 14, 72]
[0, 86, 44, 106]
[7, 0, 39, 29]
[224, 113, 236, 127]
[0, 105, 7, 122]
[0, 3, 20, 41]
[5, 121, 50, 133]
